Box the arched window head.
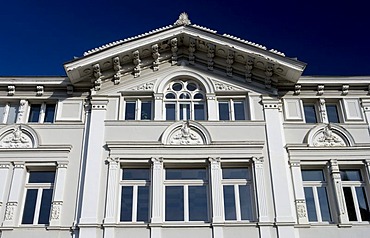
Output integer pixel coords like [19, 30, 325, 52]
[164, 80, 207, 120]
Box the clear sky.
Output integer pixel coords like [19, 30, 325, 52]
[1, 0, 369, 76]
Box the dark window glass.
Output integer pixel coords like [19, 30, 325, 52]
[194, 104, 205, 120]
[179, 104, 190, 120]
[141, 101, 152, 120]
[22, 189, 38, 224]
[219, 102, 230, 120]
[125, 102, 136, 120]
[165, 186, 184, 221]
[38, 189, 53, 224]
[317, 187, 331, 222]
[29, 171, 55, 183]
[28, 104, 41, 122]
[7, 103, 19, 124]
[172, 83, 182, 91]
[302, 170, 325, 181]
[44, 104, 56, 123]
[137, 186, 149, 222]
[356, 187, 370, 221]
[304, 104, 317, 123]
[165, 93, 176, 99]
[326, 104, 339, 123]
[223, 185, 236, 220]
[189, 186, 208, 221]
[340, 170, 362, 181]
[304, 187, 317, 221]
[240, 185, 252, 220]
[194, 93, 203, 99]
[179, 93, 190, 99]
[120, 187, 133, 221]
[234, 101, 246, 120]
[166, 169, 207, 180]
[122, 168, 150, 180]
[186, 83, 197, 91]
[222, 168, 249, 179]
[165, 104, 175, 120]
[343, 187, 357, 221]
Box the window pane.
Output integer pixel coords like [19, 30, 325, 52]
[340, 170, 362, 181]
[326, 105, 339, 123]
[222, 168, 249, 179]
[141, 102, 152, 120]
[180, 104, 190, 120]
[172, 83, 182, 91]
[38, 189, 53, 224]
[223, 185, 236, 220]
[120, 186, 133, 221]
[44, 104, 56, 123]
[137, 186, 149, 222]
[22, 189, 38, 224]
[194, 93, 203, 99]
[301, 170, 325, 181]
[125, 102, 136, 120]
[194, 104, 205, 120]
[234, 101, 246, 120]
[343, 187, 357, 221]
[239, 185, 252, 220]
[165, 186, 184, 221]
[317, 187, 331, 222]
[355, 187, 370, 221]
[304, 105, 317, 123]
[189, 186, 208, 221]
[304, 187, 317, 221]
[219, 102, 230, 120]
[166, 169, 207, 180]
[29, 171, 55, 183]
[165, 93, 176, 99]
[0, 103, 5, 122]
[187, 83, 197, 91]
[28, 104, 41, 122]
[7, 103, 19, 124]
[122, 168, 150, 180]
[165, 104, 175, 120]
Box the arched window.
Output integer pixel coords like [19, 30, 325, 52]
[164, 80, 206, 120]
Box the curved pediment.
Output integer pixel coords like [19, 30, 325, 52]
[161, 121, 212, 145]
[305, 124, 355, 147]
[0, 125, 39, 149]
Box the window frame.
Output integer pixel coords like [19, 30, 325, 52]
[124, 98, 153, 121]
[27, 102, 56, 123]
[325, 102, 341, 123]
[0, 101, 19, 124]
[217, 98, 248, 121]
[302, 102, 318, 124]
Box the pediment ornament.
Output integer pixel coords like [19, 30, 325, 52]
[312, 124, 346, 147]
[0, 125, 35, 148]
[131, 82, 155, 91]
[169, 121, 203, 145]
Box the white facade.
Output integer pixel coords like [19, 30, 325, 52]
[1, 13, 370, 238]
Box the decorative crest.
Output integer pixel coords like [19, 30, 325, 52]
[174, 12, 191, 26]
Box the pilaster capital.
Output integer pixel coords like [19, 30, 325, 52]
[12, 162, 24, 169]
[154, 93, 163, 100]
[361, 98, 370, 111]
[252, 156, 264, 164]
[0, 162, 11, 169]
[208, 157, 221, 169]
[90, 98, 109, 110]
[261, 98, 281, 111]
[289, 160, 301, 167]
[206, 93, 216, 100]
[151, 157, 163, 170]
[57, 161, 68, 169]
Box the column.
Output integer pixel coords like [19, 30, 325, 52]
[154, 94, 163, 120]
[103, 157, 119, 238]
[79, 99, 108, 238]
[3, 162, 25, 227]
[262, 98, 296, 238]
[253, 157, 273, 238]
[151, 157, 163, 238]
[329, 159, 350, 226]
[209, 157, 223, 238]
[289, 161, 309, 225]
[206, 93, 217, 121]
[0, 163, 11, 224]
[49, 161, 68, 227]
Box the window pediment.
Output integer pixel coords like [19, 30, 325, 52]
[161, 121, 211, 145]
[305, 124, 354, 147]
[0, 125, 39, 149]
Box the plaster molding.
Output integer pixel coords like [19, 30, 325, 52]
[7, 85, 15, 96]
[161, 121, 212, 145]
[305, 124, 354, 147]
[0, 125, 39, 149]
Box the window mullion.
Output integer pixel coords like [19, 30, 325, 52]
[234, 184, 241, 221]
[132, 185, 138, 222]
[229, 99, 234, 121]
[351, 186, 362, 222]
[3, 103, 10, 123]
[184, 185, 189, 221]
[39, 103, 46, 123]
[33, 188, 43, 224]
[312, 186, 322, 222]
[136, 99, 141, 120]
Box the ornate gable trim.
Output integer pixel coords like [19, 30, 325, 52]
[161, 121, 212, 145]
[305, 124, 355, 147]
[0, 125, 40, 149]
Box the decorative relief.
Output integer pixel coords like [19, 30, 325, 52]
[312, 124, 346, 147]
[152, 44, 160, 71]
[296, 203, 307, 218]
[209, 157, 221, 169]
[171, 38, 178, 65]
[51, 201, 63, 220]
[16, 100, 27, 123]
[294, 84, 301, 95]
[214, 83, 234, 91]
[36, 85, 44, 96]
[226, 50, 234, 76]
[317, 85, 324, 95]
[113, 56, 122, 84]
[132, 50, 141, 78]
[342, 84, 349, 95]
[169, 121, 203, 145]
[4, 202, 17, 221]
[8, 85, 15, 96]
[0, 126, 33, 148]
[131, 82, 154, 91]
[245, 56, 254, 82]
[264, 63, 273, 88]
[319, 98, 327, 122]
[207, 43, 215, 70]
[188, 38, 196, 64]
[174, 12, 191, 26]
[92, 64, 102, 91]
[151, 157, 163, 170]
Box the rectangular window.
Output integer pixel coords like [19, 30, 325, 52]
[303, 104, 317, 123]
[302, 169, 331, 222]
[120, 168, 150, 222]
[222, 167, 253, 221]
[22, 171, 55, 225]
[0, 102, 19, 124]
[164, 168, 208, 222]
[218, 99, 247, 121]
[340, 169, 370, 222]
[326, 104, 340, 123]
[125, 100, 152, 120]
[28, 103, 56, 123]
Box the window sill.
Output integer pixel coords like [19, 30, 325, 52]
[152, 222, 211, 228]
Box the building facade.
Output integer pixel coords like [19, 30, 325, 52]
[0, 13, 370, 238]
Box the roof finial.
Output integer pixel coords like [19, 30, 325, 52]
[174, 12, 191, 26]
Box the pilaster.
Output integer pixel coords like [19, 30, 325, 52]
[206, 93, 217, 121]
[154, 94, 163, 120]
[104, 157, 120, 224]
[49, 162, 68, 227]
[209, 157, 223, 224]
[151, 157, 163, 224]
[0, 163, 11, 224]
[2, 162, 25, 227]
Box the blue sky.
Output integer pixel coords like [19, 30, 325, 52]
[0, 0, 369, 76]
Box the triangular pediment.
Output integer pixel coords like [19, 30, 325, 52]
[64, 14, 306, 93]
